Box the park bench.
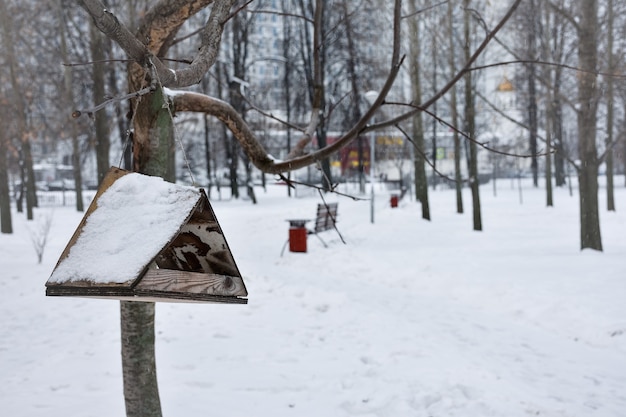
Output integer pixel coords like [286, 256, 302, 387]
[281, 202, 340, 255]
[310, 202, 338, 240]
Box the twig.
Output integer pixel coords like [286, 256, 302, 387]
[277, 173, 365, 201]
[62, 58, 131, 67]
[239, 89, 305, 133]
[386, 101, 551, 159]
[227, 0, 255, 22]
[248, 9, 314, 24]
[402, 0, 449, 19]
[469, 60, 626, 79]
[72, 86, 154, 118]
[395, 124, 467, 185]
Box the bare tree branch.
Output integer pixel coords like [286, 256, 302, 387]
[73, 86, 154, 118]
[366, 0, 523, 133]
[248, 9, 314, 24]
[395, 124, 467, 185]
[401, 0, 449, 20]
[474, 89, 579, 170]
[469, 59, 626, 79]
[285, 0, 324, 159]
[80, 0, 234, 88]
[171, 0, 404, 175]
[387, 100, 549, 159]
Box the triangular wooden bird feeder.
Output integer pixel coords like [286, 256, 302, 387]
[46, 167, 248, 304]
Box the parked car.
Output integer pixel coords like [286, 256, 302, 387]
[47, 179, 75, 191]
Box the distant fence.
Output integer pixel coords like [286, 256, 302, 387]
[34, 191, 96, 207]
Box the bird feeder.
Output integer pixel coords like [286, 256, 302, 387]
[46, 167, 247, 304]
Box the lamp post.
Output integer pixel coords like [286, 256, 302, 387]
[364, 90, 378, 224]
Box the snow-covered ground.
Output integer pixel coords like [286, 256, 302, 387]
[1, 178, 625, 417]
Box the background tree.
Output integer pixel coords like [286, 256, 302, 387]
[463, 0, 482, 231]
[447, 0, 464, 214]
[573, 0, 602, 250]
[604, 0, 616, 211]
[524, 0, 540, 187]
[0, 0, 37, 220]
[89, 18, 111, 186]
[407, 1, 430, 220]
[58, 0, 85, 212]
[0, 110, 11, 233]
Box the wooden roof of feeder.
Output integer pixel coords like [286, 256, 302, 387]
[46, 167, 248, 304]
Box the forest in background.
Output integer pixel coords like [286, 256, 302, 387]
[0, 0, 624, 253]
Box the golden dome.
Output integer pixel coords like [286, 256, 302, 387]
[496, 76, 514, 92]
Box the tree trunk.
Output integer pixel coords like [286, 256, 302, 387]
[243, 155, 257, 204]
[552, 74, 566, 187]
[282, 0, 293, 197]
[314, 1, 332, 192]
[464, 0, 482, 231]
[120, 82, 174, 417]
[71, 136, 85, 212]
[132, 86, 175, 179]
[21, 136, 36, 221]
[0, 126, 12, 234]
[58, 3, 85, 212]
[447, 0, 463, 214]
[342, 0, 365, 194]
[203, 113, 213, 198]
[541, 3, 553, 207]
[545, 107, 553, 207]
[526, 0, 539, 187]
[605, 0, 615, 212]
[0, 0, 36, 220]
[120, 300, 162, 417]
[316, 121, 333, 191]
[576, 0, 602, 250]
[90, 20, 111, 185]
[430, 33, 438, 191]
[408, 2, 430, 220]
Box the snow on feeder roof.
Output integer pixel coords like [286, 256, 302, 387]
[46, 167, 247, 304]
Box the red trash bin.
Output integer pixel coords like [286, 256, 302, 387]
[287, 220, 309, 252]
[390, 194, 399, 208]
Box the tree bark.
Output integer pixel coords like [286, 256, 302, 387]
[120, 299, 162, 417]
[464, 0, 482, 231]
[342, 0, 365, 194]
[605, 0, 615, 212]
[0, 125, 11, 234]
[121, 84, 175, 417]
[118, 1, 216, 414]
[545, 102, 554, 207]
[90, 20, 111, 185]
[526, 0, 539, 187]
[408, 2, 430, 220]
[312, 0, 332, 191]
[447, 0, 463, 214]
[227, 9, 256, 202]
[0, 0, 37, 220]
[541, 2, 553, 207]
[58, 1, 85, 212]
[576, 0, 602, 250]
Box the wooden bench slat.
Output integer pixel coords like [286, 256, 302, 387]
[312, 203, 338, 233]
